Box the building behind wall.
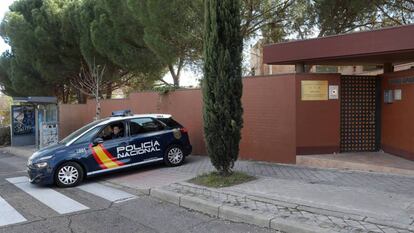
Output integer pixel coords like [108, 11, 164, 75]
[251, 40, 414, 76]
[263, 24, 414, 161]
[58, 25, 414, 164]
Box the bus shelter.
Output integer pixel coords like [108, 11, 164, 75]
[11, 97, 58, 148]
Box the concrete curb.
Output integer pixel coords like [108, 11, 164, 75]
[181, 195, 221, 217]
[102, 179, 152, 196]
[150, 188, 331, 233]
[270, 218, 331, 233]
[135, 187, 151, 196]
[218, 205, 273, 228]
[151, 188, 182, 205]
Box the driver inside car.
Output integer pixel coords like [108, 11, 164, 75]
[102, 124, 124, 140]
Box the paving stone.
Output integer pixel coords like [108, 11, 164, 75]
[159, 183, 413, 233]
[170, 156, 414, 196]
[128, 156, 414, 233]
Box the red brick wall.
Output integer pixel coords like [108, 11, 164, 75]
[240, 75, 296, 163]
[295, 73, 341, 154]
[381, 69, 414, 160]
[59, 75, 297, 163]
[59, 103, 94, 140]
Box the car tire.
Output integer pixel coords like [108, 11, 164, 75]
[164, 145, 185, 167]
[55, 162, 84, 188]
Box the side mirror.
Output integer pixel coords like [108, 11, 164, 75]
[92, 137, 104, 147]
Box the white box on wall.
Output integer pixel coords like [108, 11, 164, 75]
[394, 89, 402, 100]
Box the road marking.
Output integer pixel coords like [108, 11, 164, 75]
[6, 176, 89, 214]
[78, 183, 136, 203]
[0, 196, 26, 227]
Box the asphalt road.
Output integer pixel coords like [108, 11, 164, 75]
[0, 151, 276, 233]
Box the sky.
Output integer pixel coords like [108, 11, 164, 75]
[0, 0, 14, 53]
[0, 0, 260, 88]
[0, 0, 201, 88]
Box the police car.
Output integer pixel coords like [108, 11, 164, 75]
[27, 110, 192, 187]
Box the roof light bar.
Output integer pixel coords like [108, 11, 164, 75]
[111, 110, 133, 117]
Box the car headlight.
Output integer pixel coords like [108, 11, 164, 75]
[34, 162, 48, 168]
[31, 155, 53, 168]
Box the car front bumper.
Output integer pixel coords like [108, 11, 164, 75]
[27, 166, 54, 185]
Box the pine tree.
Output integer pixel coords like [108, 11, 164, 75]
[203, 0, 243, 176]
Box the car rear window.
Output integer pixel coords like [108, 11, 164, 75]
[157, 117, 183, 128]
[130, 118, 164, 135]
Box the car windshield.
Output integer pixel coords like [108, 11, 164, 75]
[59, 119, 107, 144]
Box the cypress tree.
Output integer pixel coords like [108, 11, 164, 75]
[203, 0, 243, 176]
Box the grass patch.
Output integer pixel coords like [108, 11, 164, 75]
[189, 171, 256, 188]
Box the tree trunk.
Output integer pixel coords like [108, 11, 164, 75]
[95, 97, 101, 120]
[172, 75, 179, 87]
[62, 85, 68, 104]
[54, 85, 63, 104]
[76, 90, 87, 104]
[168, 64, 180, 87]
[106, 82, 113, 99]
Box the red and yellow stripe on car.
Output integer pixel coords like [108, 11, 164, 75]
[90, 144, 124, 169]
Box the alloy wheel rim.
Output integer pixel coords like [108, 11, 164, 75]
[58, 165, 79, 185]
[167, 147, 183, 164]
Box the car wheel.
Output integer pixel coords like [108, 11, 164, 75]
[55, 162, 84, 188]
[164, 145, 185, 166]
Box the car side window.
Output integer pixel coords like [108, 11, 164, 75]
[157, 117, 182, 129]
[129, 118, 164, 136]
[97, 121, 126, 141]
[72, 127, 101, 145]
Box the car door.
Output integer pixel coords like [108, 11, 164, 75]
[126, 117, 165, 163]
[88, 120, 130, 173]
[68, 126, 103, 174]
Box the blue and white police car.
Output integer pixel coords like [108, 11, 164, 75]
[27, 110, 192, 187]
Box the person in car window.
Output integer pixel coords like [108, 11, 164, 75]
[103, 124, 123, 140]
[110, 125, 123, 139]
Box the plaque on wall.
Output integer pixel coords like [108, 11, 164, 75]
[301, 80, 328, 101]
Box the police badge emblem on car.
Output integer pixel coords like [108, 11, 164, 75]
[173, 129, 182, 139]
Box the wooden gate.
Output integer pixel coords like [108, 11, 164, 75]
[340, 76, 381, 152]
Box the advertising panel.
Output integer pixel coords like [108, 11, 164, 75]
[12, 105, 35, 136]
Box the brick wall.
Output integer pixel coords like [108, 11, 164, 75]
[381, 69, 414, 160]
[59, 75, 297, 163]
[295, 73, 341, 154]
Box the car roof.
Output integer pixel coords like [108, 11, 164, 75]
[97, 113, 172, 126]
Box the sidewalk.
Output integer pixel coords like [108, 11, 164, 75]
[154, 182, 414, 233]
[103, 156, 414, 233]
[223, 176, 414, 224]
[0, 146, 35, 158]
[297, 152, 414, 176]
